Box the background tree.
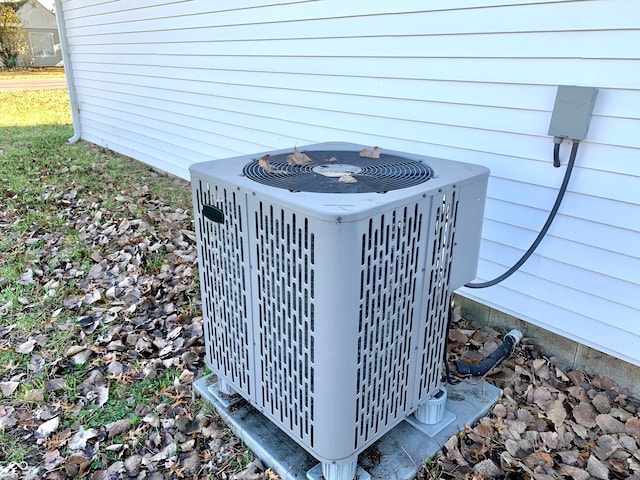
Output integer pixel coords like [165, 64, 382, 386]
[0, 4, 28, 68]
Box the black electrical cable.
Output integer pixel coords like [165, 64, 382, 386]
[553, 138, 562, 167]
[465, 140, 580, 289]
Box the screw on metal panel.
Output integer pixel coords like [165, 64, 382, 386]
[453, 184, 457, 188]
[336, 217, 342, 223]
[438, 188, 442, 192]
[422, 194, 427, 198]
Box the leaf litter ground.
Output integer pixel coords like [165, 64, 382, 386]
[1, 141, 639, 480]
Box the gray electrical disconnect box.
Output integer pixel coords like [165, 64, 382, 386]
[547, 85, 598, 140]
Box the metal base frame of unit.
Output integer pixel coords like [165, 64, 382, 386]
[194, 374, 501, 480]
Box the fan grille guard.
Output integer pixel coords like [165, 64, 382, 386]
[243, 150, 434, 193]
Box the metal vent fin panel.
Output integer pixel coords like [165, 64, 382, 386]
[354, 204, 424, 448]
[195, 182, 252, 396]
[243, 150, 434, 193]
[418, 192, 459, 396]
[254, 202, 316, 446]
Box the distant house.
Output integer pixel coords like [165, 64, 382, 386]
[1, 0, 62, 67]
[18, 0, 61, 66]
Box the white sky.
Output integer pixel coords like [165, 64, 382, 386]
[39, 0, 55, 12]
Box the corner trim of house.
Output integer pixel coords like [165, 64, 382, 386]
[53, 0, 81, 143]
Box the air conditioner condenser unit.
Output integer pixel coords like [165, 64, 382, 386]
[190, 142, 489, 480]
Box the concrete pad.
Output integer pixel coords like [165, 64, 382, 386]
[194, 375, 501, 480]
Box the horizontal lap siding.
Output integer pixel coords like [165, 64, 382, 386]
[59, 0, 640, 365]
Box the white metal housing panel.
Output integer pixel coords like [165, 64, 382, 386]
[190, 142, 488, 462]
[58, 0, 640, 366]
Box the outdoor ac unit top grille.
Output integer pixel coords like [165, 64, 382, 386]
[243, 150, 434, 193]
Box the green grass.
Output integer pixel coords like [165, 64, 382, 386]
[0, 430, 32, 464]
[0, 67, 65, 80]
[0, 90, 71, 126]
[0, 87, 199, 472]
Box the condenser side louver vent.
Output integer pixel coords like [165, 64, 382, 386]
[194, 182, 253, 398]
[418, 192, 459, 396]
[253, 202, 316, 446]
[354, 201, 427, 448]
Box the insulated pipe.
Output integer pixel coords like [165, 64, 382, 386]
[456, 329, 523, 376]
[53, 0, 81, 143]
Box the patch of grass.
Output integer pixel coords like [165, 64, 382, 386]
[0, 86, 204, 476]
[63, 368, 179, 430]
[0, 430, 33, 464]
[0, 67, 65, 80]
[0, 90, 71, 126]
[230, 450, 253, 470]
[0, 350, 29, 382]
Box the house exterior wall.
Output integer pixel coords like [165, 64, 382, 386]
[56, 0, 640, 366]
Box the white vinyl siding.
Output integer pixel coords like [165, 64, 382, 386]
[58, 0, 640, 366]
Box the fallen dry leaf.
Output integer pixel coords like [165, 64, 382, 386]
[544, 397, 568, 430]
[338, 173, 357, 183]
[523, 451, 554, 469]
[0, 381, 19, 397]
[287, 146, 312, 166]
[18, 269, 35, 286]
[587, 454, 610, 479]
[15, 339, 36, 354]
[573, 402, 598, 427]
[593, 392, 612, 414]
[258, 154, 275, 173]
[64, 453, 91, 477]
[359, 146, 381, 158]
[106, 418, 132, 439]
[64, 345, 87, 357]
[596, 413, 626, 433]
[24, 388, 44, 402]
[70, 349, 93, 366]
[35, 416, 60, 440]
[558, 464, 590, 480]
[566, 370, 586, 386]
[124, 454, 142, 476]
[449, 328, 469, 344]
[96, 385, 109, 407]
[473, 459, 501, 478]
[444, 434, 468, 466]
[596, 435, 620, 460]
[232, 458, 264, 480]
[627, 417, 640, 435]
[180, 451, 202, 477]
[150, 442, 177, 463]
[69, 427, 98, 451]
[43, 448, 63, 470]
